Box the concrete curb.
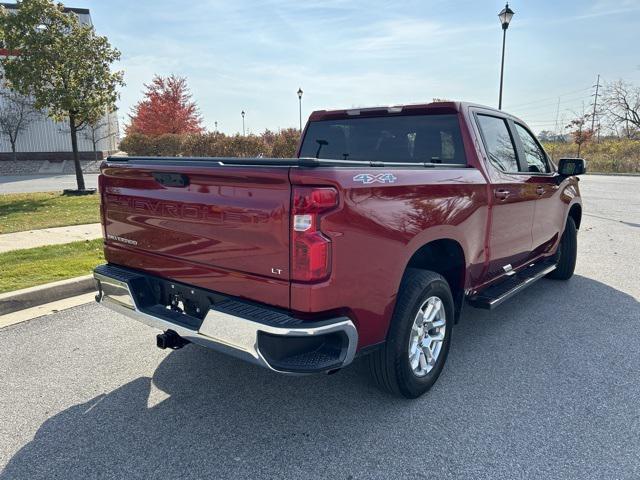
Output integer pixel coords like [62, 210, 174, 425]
[586, 172, 640, 177]
[0, 275, 95, 315]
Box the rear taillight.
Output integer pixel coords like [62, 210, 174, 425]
[291, 186, 338, 282]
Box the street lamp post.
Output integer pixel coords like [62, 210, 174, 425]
[497, 2, 515, 110]
[241, 110, 245, 136]
[297, 88, 303, 132]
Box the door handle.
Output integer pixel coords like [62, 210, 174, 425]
[494, 189, 510, 200]
[536, 186, 545, 195]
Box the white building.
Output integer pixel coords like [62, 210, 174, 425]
[0, 3, 119, 162]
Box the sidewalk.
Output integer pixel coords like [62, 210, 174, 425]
[0, 223, 102, 253]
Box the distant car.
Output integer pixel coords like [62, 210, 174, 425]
[93, 101, 585, 398]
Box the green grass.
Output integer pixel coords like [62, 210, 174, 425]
[0, 239, 104, 293]
[0, 191, 100, 234]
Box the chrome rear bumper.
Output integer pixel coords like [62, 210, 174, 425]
[93, 264, 358, 374]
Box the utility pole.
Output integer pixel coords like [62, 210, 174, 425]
[241, 110, 245, 136]
[553, 97, 561, 137]
[591, 74, 601, 138]
[551, 97, 561, 159]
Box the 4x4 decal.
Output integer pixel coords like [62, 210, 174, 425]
[353, 173, 397, 184]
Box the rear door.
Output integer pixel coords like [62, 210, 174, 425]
[474, 112, 537, 280]
[512, 122, 563, 256]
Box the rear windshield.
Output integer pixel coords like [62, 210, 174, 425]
[299, 114, 466, 164]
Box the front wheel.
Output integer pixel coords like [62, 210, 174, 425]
[547, 217, 577, 280]
[367, 269, 454, 399]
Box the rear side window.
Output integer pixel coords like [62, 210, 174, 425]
[299, 114, 466, 164]
[514, 123, 550, 173]
[476, 114, 518, 173]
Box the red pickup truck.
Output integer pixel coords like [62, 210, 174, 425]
[94, 101, 585, 398]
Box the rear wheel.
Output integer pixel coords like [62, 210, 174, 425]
[547, 217, 577, 280]
[368, 269, 454, 398]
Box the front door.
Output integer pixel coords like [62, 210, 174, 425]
[512, 122, 564, 257]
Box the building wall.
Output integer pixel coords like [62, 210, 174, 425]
[0, 107, 120, 154]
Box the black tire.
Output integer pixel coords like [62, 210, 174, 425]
[547, 217, 577, 280]
[367, 269, 454, 399]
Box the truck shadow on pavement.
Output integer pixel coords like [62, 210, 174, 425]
[2, 275, 638, 479]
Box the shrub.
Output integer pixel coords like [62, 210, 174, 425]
[153, 134, 184, 156]
[225, 134, 269, 157]
[182, 132, 227, 156]
[271, 128, 300, 158]
[119, 132, 184, 156]
[119, 132, 154, 156]
[155, 133, 185, 157]
[260, 129, 278, 150]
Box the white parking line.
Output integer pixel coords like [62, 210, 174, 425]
[0, 292, 96, 329]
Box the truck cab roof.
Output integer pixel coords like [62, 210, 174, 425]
[309, 101, 516, 122]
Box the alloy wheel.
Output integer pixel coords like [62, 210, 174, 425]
[408, 296, 446, 377]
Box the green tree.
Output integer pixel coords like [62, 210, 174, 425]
[0, 0, 124, 190]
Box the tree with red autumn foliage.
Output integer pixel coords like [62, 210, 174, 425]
[566, 114, 594, 157]
[126, 75, 204, 136]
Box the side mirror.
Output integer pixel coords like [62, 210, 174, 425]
[557, 158, 586, 177]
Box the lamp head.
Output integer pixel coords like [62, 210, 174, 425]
[498, 3, 515, 30]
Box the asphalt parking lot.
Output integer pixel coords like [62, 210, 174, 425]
[1, 175, 639, 479]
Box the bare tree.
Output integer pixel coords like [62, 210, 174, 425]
[80, 114, 117, 160]
[602, 80, 640, 139]
[0, 88, 38, 161]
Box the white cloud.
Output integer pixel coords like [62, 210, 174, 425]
[327, 16, 495, 61]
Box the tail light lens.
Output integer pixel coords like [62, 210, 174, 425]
[291, 187, 338, 282]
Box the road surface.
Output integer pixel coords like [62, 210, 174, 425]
[1, 175, 638, 479]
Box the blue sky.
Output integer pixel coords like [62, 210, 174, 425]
[73, 0, 640, 134]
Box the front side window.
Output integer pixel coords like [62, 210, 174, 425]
[476, 114, 518, 173]
[515, 123, 550, 173]
[299, 114, 466, 164]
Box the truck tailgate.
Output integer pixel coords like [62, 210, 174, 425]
[99, 160, 291, 308]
